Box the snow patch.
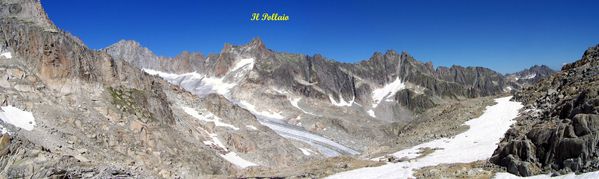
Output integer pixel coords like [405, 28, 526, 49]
[494, 171, 599, 179]
[523, 73, 537, 79]
[367, 109, 376, 118]
[181, 105, 239, 130]
[0, 105, 36, 131]
[299, 148, 315, 156]
[220, 152, 258, 168]
[144, 69, 236, 97]
[246, 125, 258, 130]
[143, 58, 254, 98]
[371, 77, 405, 108]
[0, 124, 9, 134]
[0, 52, 12, 59]
[327, 96, 522, 179]
[328, 94, 354, 107]
[230, 58, 255, 72]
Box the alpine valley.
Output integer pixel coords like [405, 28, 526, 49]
[1, 0, 598, 178]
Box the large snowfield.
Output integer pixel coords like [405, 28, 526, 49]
[327, 96, 522, 179]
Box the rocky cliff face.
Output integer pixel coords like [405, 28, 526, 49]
[491, 45, 599, 176]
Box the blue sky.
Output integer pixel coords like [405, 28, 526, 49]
[42, 0, 599, 73]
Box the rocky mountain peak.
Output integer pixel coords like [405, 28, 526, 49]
[247, 37, 266, 49]
[0, 0, 56, 31]
[562, 44, 599, 71]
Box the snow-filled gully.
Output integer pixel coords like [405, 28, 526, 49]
[327, 96, 523, 179]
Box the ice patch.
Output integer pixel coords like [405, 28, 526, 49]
[327, 96, 522, 179]
[181, 105, 239, 130]
[371, 77, 405, 108]
[220, 152, 258, 168]
[0, 105, 36, 131]
[494, 171, 599, 179]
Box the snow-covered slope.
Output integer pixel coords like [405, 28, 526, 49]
[327, 96, 522, 179]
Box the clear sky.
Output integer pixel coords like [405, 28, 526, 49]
[42, 0, 599, 73]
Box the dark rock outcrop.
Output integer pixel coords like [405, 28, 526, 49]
[491, 44, 599, 176]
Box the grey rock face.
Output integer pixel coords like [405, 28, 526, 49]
[491, 44, 599, 176]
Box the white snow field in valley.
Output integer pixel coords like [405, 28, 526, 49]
[327, 96, 522, 179]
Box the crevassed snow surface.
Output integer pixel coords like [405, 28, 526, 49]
[0, 52, 12, 59]
[372, 77, 405, 108]
[327, 96, 522, 179]
[220, 152, 258, 168]
[0, 105, 36, 131]
[495, 171, 599, 179]
[181, 105, 239, 130]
